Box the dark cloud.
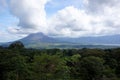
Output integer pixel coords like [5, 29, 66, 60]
[85, 0, 119, 13]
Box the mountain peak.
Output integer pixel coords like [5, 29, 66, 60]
[24, 32, 48, 41]
[20, 32, 61, 44]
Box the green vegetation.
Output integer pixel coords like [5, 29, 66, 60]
[0, 41, 120, 80]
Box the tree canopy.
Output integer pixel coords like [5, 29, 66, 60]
[0, 42, 120, 80]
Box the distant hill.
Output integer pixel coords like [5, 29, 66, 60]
[1, 32, 120, 49]
[57, 34, 120, 45]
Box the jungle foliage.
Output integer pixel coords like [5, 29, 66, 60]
[0, 41, 120, 80]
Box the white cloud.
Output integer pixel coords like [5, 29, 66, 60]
[48, 6, 118, 37]
[7, 0, 120, 38]
[9, 0, 50, 34]
[0, 30, 26, 42]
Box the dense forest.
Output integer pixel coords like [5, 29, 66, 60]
[0, 41, 120, 80]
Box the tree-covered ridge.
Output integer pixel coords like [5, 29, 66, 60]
[0, 42, 120, 80]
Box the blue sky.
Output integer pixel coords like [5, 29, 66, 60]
[0, 0, 83, 26]
[0, 0, 120, 42]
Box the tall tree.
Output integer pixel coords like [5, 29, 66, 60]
[9, 41, 24, 49]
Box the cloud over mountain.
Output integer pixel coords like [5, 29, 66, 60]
[5, 0, 120, 37]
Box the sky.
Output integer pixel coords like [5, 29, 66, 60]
[0, 0, 120, 42]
